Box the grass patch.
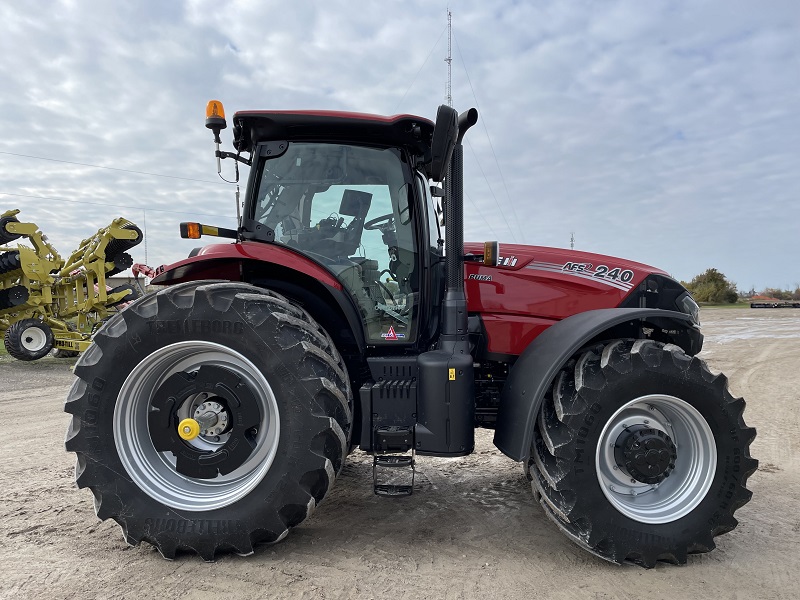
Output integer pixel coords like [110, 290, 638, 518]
[699, 302, 750, 309]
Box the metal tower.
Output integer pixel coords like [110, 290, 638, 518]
[445, 9, 452, 107]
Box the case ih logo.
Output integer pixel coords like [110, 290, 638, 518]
[497, 255, 518, 267]
[381, 326, 406, 341]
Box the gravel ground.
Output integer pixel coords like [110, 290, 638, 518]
[1, 308, 798, 599]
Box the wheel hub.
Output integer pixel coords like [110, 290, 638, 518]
[596, 394, 716, 524]
[615, 425, 677, 484]
[21, 326, 47, 351]
[148, 364, 261, 479]
[193, 400, 229, 437]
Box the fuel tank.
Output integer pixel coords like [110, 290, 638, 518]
[463, 243, 672, 357]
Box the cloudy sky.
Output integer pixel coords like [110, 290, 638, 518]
[1, 0, 798, 292]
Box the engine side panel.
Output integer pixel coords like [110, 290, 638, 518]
[464, 243, 669, 356]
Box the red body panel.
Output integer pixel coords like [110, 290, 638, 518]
[151, 242, 343, 290]
[154, 240, 668, 358]
[463, 243, 668, 356]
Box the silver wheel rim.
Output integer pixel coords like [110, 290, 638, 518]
[596, 394, 716, 524]
[21, 326, 47, 352]
[114, 341, 280, 511]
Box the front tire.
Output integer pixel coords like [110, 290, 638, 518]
[529, 339, 757, 567]
[65, 281, 352, 560]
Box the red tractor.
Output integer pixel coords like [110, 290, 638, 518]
[65, 102, 756, 567]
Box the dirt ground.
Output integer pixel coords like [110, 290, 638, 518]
[1, 308, 798, 600]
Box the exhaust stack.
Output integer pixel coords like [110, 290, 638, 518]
[416, 107, 479, 457]
[439, 108, 478, 352]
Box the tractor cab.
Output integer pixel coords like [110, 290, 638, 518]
[182, 106, 454, 349]
[243, 137, 425, 344]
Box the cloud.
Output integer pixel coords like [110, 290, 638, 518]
[1, 0, 798, 290]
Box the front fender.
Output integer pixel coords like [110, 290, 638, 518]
[492, 308, 700, 461]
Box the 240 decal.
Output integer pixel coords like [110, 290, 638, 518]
[562, 262, 635, 283]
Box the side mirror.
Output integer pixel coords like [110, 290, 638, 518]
[398, 185, 412, 225]
[436, 198, 445, 227]
[429, 105, 458, 182]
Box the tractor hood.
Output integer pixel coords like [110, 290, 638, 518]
[463, 243, 692, 357]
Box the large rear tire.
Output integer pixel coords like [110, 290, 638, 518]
[528, 339, 757, 567]
[65, 281, 352, 560]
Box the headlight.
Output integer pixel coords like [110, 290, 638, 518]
[677, 292, 700, 326]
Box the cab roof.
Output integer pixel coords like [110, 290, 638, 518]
[232, 110, 435, 155]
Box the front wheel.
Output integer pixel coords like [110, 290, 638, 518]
[529, 339, 757, 567]
[65, 281, 352, 560]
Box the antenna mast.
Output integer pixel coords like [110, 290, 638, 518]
[445, 9, 452, 107]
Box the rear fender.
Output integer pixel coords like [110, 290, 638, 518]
[493, 308, 700, 461]
[151, 243, 365, 355]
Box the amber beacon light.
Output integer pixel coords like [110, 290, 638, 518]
[205, 100, 227, 137]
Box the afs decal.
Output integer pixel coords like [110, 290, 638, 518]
[527, 261, 636, 291]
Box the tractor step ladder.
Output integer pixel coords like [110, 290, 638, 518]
[373, 454, 415, 496]
[372, 426, 415, 496]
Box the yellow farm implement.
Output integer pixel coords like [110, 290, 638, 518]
[0, 209, 143, 360]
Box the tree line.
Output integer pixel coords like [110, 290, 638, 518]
[680, 268, 800, 304]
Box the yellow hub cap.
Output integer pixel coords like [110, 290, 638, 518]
[178, 418, 201, 441]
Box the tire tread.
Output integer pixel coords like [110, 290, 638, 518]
[529, 338, 757, 568]
[65, 281, 353, 560]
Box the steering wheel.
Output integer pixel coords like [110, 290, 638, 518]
[364, 213, 394, 230]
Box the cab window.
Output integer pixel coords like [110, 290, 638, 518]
[252, 143, 419, 343]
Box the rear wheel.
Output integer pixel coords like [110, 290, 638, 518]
[4, 319, 54, 361]
[529, 339, 757, 567]
[65, 281, 352, 560]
